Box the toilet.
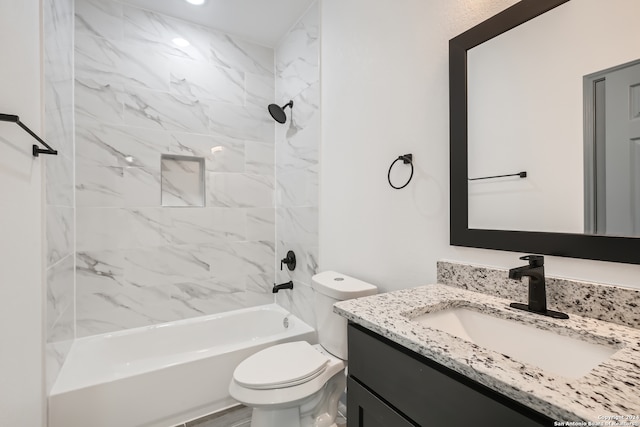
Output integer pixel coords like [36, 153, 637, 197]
[229, 271, 377, 427]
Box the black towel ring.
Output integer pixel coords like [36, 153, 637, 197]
[388, 154, 413, 189]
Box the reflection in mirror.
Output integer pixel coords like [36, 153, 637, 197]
[584, 59, 640, 237]
[467, 0, 640, 236]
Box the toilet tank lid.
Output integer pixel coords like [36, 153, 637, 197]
[311, 271, 377, 300]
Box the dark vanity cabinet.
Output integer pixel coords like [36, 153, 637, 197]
[346, 323, 553, 427]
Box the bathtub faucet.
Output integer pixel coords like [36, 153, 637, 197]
[273, 281, 294, 293]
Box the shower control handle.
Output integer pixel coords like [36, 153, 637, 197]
[280, 251, 296, 271]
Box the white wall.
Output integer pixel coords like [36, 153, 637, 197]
[319, 0, 640, 292]
[0, 0, 45, 425]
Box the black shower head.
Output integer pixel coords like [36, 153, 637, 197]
[267, 100, 293, 124]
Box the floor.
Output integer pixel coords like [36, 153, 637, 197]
[174, 401, 347, 427]
[174, 405, 252, 427]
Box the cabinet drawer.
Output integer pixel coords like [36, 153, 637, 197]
[348, 323, 550, 426]
[347, 377, 415, 427]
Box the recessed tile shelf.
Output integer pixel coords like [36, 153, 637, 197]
[161, 154, 205, 207]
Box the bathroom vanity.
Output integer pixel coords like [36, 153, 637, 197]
[335, 282, 640, 426]
[347, 323, 549, 426]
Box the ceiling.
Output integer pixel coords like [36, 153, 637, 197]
[119, 0, 316, 47]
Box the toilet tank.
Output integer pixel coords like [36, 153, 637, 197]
[312, 271, 377, 360]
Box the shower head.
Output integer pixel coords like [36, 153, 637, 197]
[267, 100, 293, 124]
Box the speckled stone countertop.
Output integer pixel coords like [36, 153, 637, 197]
[335, 284, 640, 423]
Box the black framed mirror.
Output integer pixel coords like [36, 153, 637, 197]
[449, 0, 640, 265]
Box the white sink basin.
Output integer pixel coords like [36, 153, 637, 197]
[411, 306, 619, 379]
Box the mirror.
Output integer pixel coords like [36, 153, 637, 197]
[450, 0, 640, 264]
[466, 0, 640, 235]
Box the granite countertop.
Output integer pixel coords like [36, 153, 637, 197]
[334, 284, 640, 423]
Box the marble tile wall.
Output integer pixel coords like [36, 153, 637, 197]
[43, 0, 75, 392]
[74, 0, 277, 337]
[274, 3, 320, 329]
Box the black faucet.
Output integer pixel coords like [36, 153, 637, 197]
[508, 255, 568, 319]
[273, 281, 294, 293]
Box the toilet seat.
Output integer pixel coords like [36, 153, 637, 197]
[229, 343, 346, 407]
[233, 341, 329, 390]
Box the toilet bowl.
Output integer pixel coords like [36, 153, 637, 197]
[229, 342, 345, 427]
[229, 271, 377, 427]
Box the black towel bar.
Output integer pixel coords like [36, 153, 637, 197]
[468, 171, 527, 181]
[0, 113, 58, 157]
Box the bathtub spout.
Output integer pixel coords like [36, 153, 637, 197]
[273, 281, 294, 293]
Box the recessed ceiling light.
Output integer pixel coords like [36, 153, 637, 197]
[185, 0, 206, 5]
[172, 37, 190, 47]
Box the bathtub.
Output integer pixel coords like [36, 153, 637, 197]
[49, 304, 315, 427]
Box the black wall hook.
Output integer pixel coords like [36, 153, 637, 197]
[388, 153, 414, 189]
[0, 113, 58, 157]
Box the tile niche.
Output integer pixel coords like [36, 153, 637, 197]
[161, 155, 205, 207]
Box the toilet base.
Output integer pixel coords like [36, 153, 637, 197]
[250, 408, 338, 427]
[248, 371, 345, 427]
[250, 405, 340, 427]
[250, 407, 300, 427]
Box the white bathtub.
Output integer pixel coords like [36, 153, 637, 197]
[49, 304, 315, 427]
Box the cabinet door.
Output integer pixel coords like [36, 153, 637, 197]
[347, 377, 416, 427]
